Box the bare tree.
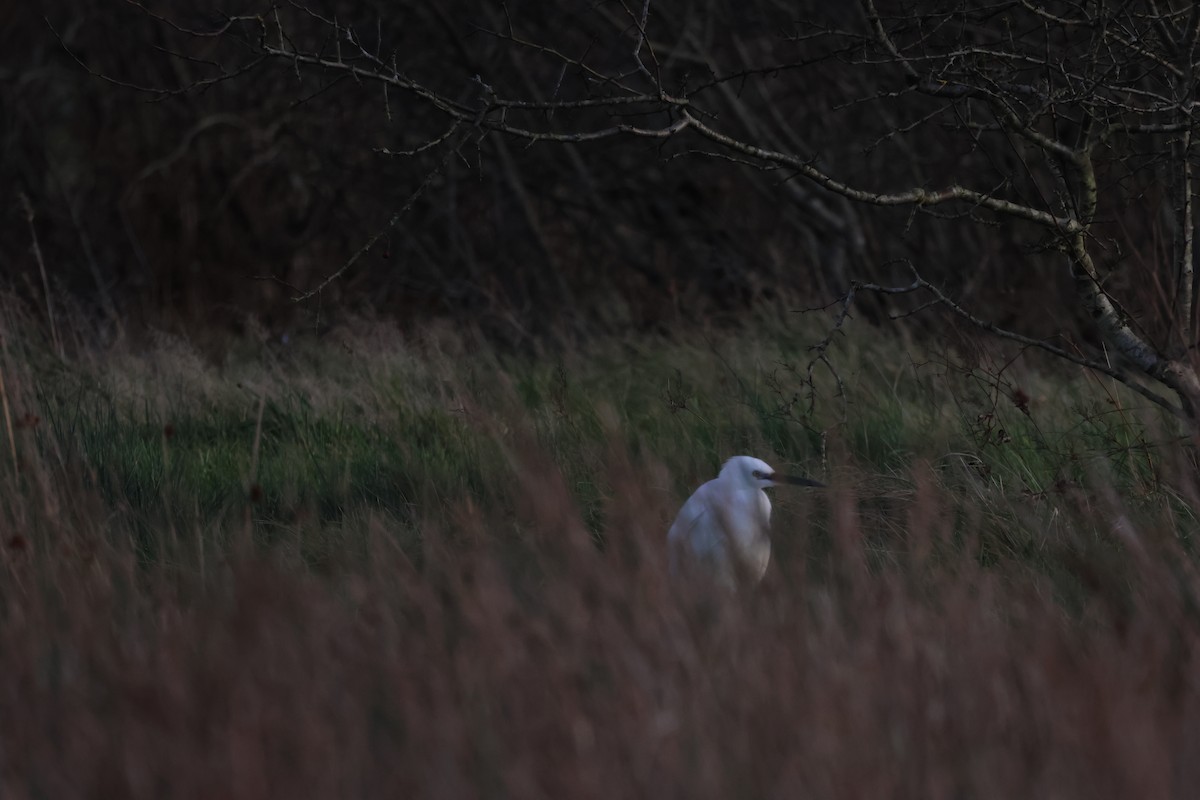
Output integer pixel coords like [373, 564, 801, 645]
[115, 0, 1200, 421]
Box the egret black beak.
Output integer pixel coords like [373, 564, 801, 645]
[771, 473, 825, 487]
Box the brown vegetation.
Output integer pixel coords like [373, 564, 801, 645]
[0, 307, 1198, 797]
[3, 438, 1199, 798]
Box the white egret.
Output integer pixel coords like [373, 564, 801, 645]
[668, 456, 824, 589]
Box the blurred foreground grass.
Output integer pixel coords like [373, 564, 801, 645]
[1, 306, 1198, 798]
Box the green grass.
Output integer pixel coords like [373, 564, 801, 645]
[7, 310, 1184, 570]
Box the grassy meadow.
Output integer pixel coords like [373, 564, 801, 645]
[1, 302, 1199, 798]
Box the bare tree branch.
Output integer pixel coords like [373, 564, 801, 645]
[111, 0, 1200, 424]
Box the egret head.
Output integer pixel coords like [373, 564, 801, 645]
[720, 455, 825, 490]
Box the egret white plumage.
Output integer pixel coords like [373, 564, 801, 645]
[668, 456, 823, 589]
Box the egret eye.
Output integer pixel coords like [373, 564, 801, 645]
[752, 470, 765, 479]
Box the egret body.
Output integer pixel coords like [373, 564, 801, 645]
[667, 456, 823, 589]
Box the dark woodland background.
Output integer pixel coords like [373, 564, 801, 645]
[2, 1, 1168, 348]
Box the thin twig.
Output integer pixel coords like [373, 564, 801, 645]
[0, 335, 17, 476]
[291, 152, 450, 302]
[19, 194, 62, 359]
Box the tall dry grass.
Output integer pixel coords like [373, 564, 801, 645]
[0, 309, 1198, 798]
